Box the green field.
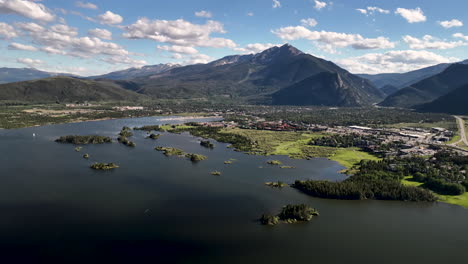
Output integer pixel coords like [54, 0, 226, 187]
[402, 176, 468, 208]
[221, 128, 379, 169]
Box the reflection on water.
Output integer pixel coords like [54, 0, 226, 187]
[0, 116, 467, 263]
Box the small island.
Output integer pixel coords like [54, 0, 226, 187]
[147, 133, 161, 140]
[55, 135, 112, 144]
[267, 160, 282, 165]
[260, 204, 319, 226]
[224, 160, 233, 164]
[75, 147, 82, 152]
[155, 146, 185, 156]
[280, 166, 295, 169]
[83, 153, 90, 159]
[90, 162, 119, 170]
[117, 136, 136, 147]
[119, 126, 133, 137]
[185, 153, 208, 162]
[265, 181, 288, 188]
[211, 171, 222, 176]
[200, 140, 214, 148]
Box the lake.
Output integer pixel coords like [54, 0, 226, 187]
[0, 116, 467, 263]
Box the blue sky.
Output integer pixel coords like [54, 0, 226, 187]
[0, 0, 467, 75]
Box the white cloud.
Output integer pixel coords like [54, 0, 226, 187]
[123, 18, 237, 49]
[17, 57, 43, 68]
[50, 24, 78, 37]
[314, 0, 327, 10]
[403, 35, 467, 49]
[453, 33, 468, 41]
[185, 53, 212, 64]
[272, 0, 281, 8]
[97, 11, 123, 25]
[16, 22, 143, 67]
[195, 10, 212, 18]
[88, 28, 112, 40]
[247, 12, 254, 17]
[272, 26, 395, 51]
[75, 1, 97, 10]
[171, 53, 183, 59]
[357, 6, 389, 15]
[438, 19, 463, 29]
[8, 42, 37, 51]
[157, 45, 198, 54]
[41, 46, 66, 55]
[0, 22, 18, 38]
[337, 50, 459, 74]
[235, 43, 280, 54]
[395, 7, 426, 23]
[0, 0, 55, 22]
[300, 18, 318, 28]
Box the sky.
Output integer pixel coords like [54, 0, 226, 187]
[0, 0, 468, 76]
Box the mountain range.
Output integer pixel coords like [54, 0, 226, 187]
[0, 76, 145, 102]
[0, 68, 76, 84]
[379, 64, 468, 108]
[0, 44, 467, 113]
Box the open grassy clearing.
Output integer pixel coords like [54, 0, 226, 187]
[220, 128, 379, 168]
[402, 176, 468, 208]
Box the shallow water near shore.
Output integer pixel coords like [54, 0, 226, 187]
[0, 116, 467, 263]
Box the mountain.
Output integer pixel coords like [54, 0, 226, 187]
[88, 64, 180, 80]
[0, 67, 76, 84]
[0, 76, 146, 102]
[379, 64, 468, 108]
[130, 44, 383, 105]
[359, 60, 468, 90]
[417, 84, 468, 115]
[272, 72, 383, 106]
[381, 85, 399, 96]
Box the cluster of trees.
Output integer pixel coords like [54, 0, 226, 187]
[260, 204, 319, 226]
[55, 135, 112, 144]
[174, 126, 254, 152]
[185, 153, 207, 162]
[310, 133, 381, 148]
[90, 162, 119, 170]
[200, 140, 214, 148]
[119, 126, 133, 137]
[294, 179, 437, 201]
[134, 125, 164, 132]
[295, 151, 468, 201]
[258, 107, 451, 127]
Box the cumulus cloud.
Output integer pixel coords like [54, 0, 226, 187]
[272, 0, 281, 8]
[235, 43, 280, 54]
[185, 53, 212, 64]
[300, 18, 318, 27]
[453, 33, 468, 41]
[395, 7, 426, 23]
[336, 50, 459, 74]
[75, 1, 97, 10]
[403, 35, 467, 49]
[0, 22, 18, 38]
[195, 10, 212, 18]
[272, 26, 395, 51]
[438, 19, 463, 29]
[88, 28, 112, 40]
[15, 22, 143, 67]
[17, 57, 43, 68]
[97, 11, 123, 25]
[123, 18, 237, 49]
[0, 0, 55, 22]
[247, 12, 254, 17]
[8, 42, 37, 51]
[157, 45, 198, 54]
[356, 6, 389, 15]
[314, 0, 326, 10]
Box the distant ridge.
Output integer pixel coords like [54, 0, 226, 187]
[0, 76, 145, 102]
[379, 63, 468, 108]
[417, 84, 468, 115]
[0, 67, 76, 84]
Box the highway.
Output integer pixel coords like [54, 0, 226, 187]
[455, 116, 468, 147]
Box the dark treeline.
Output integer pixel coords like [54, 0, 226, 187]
[310, 133, 382, 148]
[294, 151, 468, 201]
[55, 135, 112, 144]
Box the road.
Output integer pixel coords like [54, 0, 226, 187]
[455, 116, 468, 147]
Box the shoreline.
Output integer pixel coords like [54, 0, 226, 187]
[0, 114, 221, 130]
